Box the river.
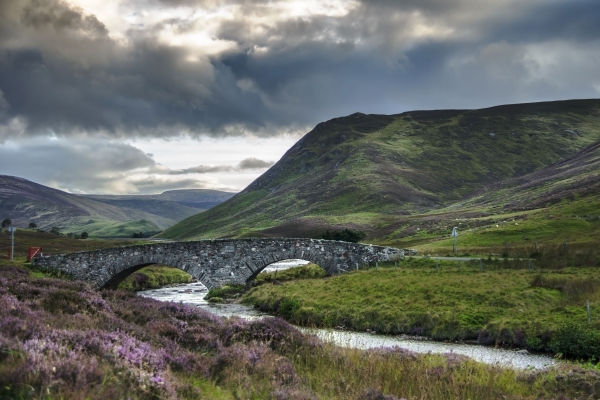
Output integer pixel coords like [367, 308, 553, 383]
[139, 259, 558, 370]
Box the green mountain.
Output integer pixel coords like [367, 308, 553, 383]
[159, 99, 600, 243]
[0, 176, 234, 237]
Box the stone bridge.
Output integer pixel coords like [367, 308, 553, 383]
[33, 238, 406, 289]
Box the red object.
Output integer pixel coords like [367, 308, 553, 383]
[27, 247, 42, 262]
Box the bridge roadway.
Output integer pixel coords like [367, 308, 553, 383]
[33, 238, 405, 289]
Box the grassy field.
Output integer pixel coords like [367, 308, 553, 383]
[3, 265, 600, 399]
[243, 257, 600, 359]
[0, 228, 140, 263]
[64, 217, 163, 238]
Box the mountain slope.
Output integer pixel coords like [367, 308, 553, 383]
[0, 176, 234, 237]
[159, 99, 600, 240]
[457, 139, 600, 211]
[82, 190, 235, 222]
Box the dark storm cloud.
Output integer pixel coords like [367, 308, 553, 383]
[0, 0, 599, 140]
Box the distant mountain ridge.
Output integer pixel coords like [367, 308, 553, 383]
[81, 190, 235, 221]
[159, 99, 600, 241]
[0, 175, 235, 237]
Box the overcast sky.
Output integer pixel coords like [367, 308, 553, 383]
[1, 0, 599, 194]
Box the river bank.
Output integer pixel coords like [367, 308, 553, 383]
[6, 264, 600, 399]
[140, 282, 558, 370]
[241, 259, 600, 360]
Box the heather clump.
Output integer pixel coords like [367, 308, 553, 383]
[3, 264, 600, 399]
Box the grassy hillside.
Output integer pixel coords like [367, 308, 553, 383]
[160, 99, 600, 242]
[0, 176, 234, 237]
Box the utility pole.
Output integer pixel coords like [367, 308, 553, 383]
[8, 227, 15, 261]
[451, 227, 458, 255]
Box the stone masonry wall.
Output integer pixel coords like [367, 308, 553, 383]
[33, 238, 405, 289]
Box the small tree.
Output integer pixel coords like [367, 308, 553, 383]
[50, 227, 61, 235]
[81, 232, 89, 239]
[29, 222, 37, 229]
[1, 218, 11, 229]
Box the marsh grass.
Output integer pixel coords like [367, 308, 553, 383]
[243, 259, 600, 358]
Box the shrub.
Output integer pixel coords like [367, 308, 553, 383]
[549, 323, 600, 360]
[278, 298, 301, 320]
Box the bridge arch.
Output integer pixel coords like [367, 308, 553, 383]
[33, 238, 405, 290]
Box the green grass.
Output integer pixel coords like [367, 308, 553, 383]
[117, 265, 193, 291]
[0, 229, 145, 263]
[243, 259, 600, 354]
[254, 263, 327, 284]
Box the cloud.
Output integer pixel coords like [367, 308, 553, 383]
[0, 0, 598, 141]
[169, 157, 274, 174]
[0, 137, 215, 194]
[238, 157, 275, 169]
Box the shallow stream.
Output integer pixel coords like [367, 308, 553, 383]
[139, 260, 558, 370]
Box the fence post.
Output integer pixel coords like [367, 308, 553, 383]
[356, 263, 359, 271]
[587, 300, 591, 324]
[376, 262, 378, 270]
[395, 261, 398, 269]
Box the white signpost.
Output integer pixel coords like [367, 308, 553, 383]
[451, 227, 458, 255]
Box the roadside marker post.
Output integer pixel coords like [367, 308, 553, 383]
[480, 259, 483, 272]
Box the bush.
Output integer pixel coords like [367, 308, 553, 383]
[278, 298, 301, 320]
[549, 323, 600, 360]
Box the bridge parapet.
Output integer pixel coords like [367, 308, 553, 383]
[33, 238, 406, 289]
